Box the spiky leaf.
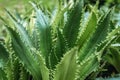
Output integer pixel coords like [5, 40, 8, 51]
[0, 43, 9, 68]
[32, 3, 53, 69]
[63, 0, 83, 48]
[5, 26, 49, 80]
[54, 47, 78, 80]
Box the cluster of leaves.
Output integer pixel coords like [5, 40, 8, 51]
[0, 0, 120, 80]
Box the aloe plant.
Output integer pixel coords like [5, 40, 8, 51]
[0, 0, 120, 80]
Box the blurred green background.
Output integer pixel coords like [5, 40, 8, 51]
[0, 0, 31, 37]
[0, 0, 37, 17]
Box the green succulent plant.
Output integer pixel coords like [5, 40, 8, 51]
[0, 0, 120, 80]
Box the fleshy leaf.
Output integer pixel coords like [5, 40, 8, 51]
[77, 11, 97, 49]
[54, 47, 78, 80]
[5, 26, 49, 80]
[31, 2, 53, 69]
[5, 9, 33, 49]
[63, 0, 83, 48]
[0, 43, 9, 68]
